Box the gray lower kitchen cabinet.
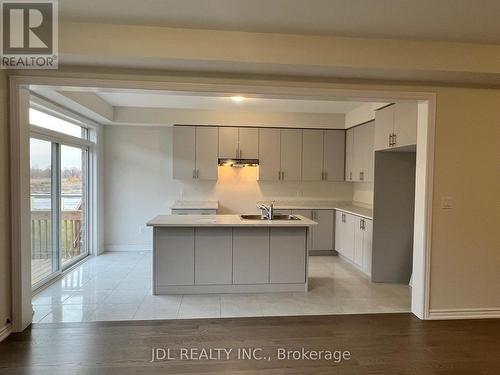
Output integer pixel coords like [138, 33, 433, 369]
[362, 219, 373, 275]
[335, 211, 373, 276]
[155, 228, 195, 286]
[311, 210, 334, 251]
[269, 228, 307, 283]
[291, 210, 312, 250]
[335, 211, 356, 262]
[233, 228, 270, 284]
[353, 217, 364, 267]
[194, 228, 232, 285]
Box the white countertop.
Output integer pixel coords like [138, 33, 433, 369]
[170, 200, 219, 210]
[257, 200, 373, 220]
[147, 214, 317, 227]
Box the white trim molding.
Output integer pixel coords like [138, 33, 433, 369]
[104, 245, 153, 252]
[429, 308, 500, 320]
[0, 323, 12, 343]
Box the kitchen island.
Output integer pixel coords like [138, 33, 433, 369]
[147, 214, 316, 294]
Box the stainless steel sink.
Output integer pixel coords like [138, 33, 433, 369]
[240, 214, 300, 221]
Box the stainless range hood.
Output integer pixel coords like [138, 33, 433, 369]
[218, 158, 259, 167]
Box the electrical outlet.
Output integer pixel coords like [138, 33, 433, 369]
[441, 196, 453, 209]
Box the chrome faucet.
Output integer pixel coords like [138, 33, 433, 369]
[258, 200, 275, 220]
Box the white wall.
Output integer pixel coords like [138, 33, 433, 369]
[352, 182, 374, 206]
[103, 125, 353, 251]
[0, 70, 10, 332]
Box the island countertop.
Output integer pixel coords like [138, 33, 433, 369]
[147, 214, 317, 227]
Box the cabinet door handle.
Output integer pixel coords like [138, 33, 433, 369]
[393, 133, 397, 146]
[196, 170, 199, 179]
[192, 170, 196, 179]
[278, 171, 281, 180]
[282, 171, 285, 180]
[360, 171, 364, 181]
[349, 172, 352, 181]
[360, 219, 363, 229]
[324, 171, 327, 180]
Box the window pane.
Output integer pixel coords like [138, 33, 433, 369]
[30, 138, 58, 286]
[30, 108, 87, 139]
[61, 145, 88, 266]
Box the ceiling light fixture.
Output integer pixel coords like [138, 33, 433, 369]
[230, 95, 245, 102]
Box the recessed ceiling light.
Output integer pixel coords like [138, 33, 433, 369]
[230, 96, 245, 102]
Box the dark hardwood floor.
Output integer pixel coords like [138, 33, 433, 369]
[1, 313, 499, 374]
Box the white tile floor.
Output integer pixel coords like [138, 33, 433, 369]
[32, 252, 411, 323]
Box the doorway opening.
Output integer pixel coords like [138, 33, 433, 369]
[9, 76, 435, 330]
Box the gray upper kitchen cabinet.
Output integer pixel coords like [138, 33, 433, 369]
[394, 102, 418, 148]
[155, 228, 195, 286]
[219, 127, 259, 159]
[258, 128, 281, 181]
[310, 210, 334, 251]
[323, 130, 345, 181]
[353, 122, 374, 182]
[195, 127, 219, 180]
[172, 126, 196, 180]
[218, 127, 239, 158]
[194, 228, 232, 285]
[173, 125, 218, 180]
[269, 228, 306, 284]
[345, 128, 354, 181]
[238, 128, 259, 159]
[302, 129, 324, 181]
[233, 228, 270, 284]
[345, 122, 374, 182]
[280, 129, 302, 181]
[374, 105, 394, 151]
[374, 103, 417, 150]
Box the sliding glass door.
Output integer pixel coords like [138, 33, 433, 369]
[60, 145, 88, 266]
[30, 138, 90, 288]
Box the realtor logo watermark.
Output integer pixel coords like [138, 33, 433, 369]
[1, 0, 58, 69]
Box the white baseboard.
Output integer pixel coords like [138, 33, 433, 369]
[428, 307, 500, 320]
[0, 323, 12, 342]
[104, 244, 152, 252]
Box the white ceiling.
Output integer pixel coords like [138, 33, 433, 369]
[60, 0, 500, 44]
[95, 92, 363, 114]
